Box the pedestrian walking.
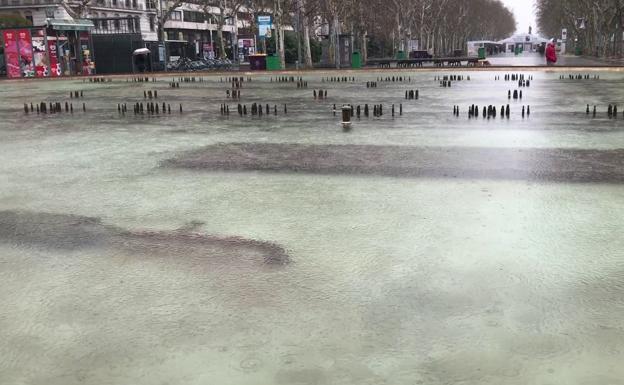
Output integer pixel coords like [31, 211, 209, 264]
[546, 39, 557, 66]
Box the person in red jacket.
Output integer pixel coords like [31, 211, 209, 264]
[546, 39, 557, 66]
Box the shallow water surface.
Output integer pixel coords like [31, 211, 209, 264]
[1, 70, 623, 385]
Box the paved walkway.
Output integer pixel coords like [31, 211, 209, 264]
[487, 52, 612, 67]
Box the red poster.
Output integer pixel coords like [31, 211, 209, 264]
[47, 38, 60, 77]
[32, 29, 48, 77]
[2, 30, 20, 78]
[79, 31, 92, 75]
[17, 29, 34, 77]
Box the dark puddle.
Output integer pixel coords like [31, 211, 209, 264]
[0, 210, 289, 265]
[163, 142, 624, 183]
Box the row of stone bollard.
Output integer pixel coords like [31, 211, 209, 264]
[128, 77, 155, 83]
[518, 79, 530, 87]
[176, 77, 202, 83]
[377, 76, 410, 83]
[88, 77, 110, 83]
[233, 103, 287, 116]
[143, 90, 158, 99]
[314, 90, 328, 99]
[562, 74, 599, 80]
[334, 103, 402, 119]
[468, 104, 511, 119]
[588, 104, 622, 118]
[24, 101, 84, 114]
[323, 76, 356, 83]
[440, 80, 452, 87]
[405, 90, 419, 100]
[222, 76, 250, 83]
[127, 77, 153, 83]
[271, 76, 298, 83]
[69, 91, 84, 98]
[297, 80, 308, 88]
[170, 82, 180, 88]
[131, 102, 173, 115]
[231, 79, 243, 89]
[521, 105, 531, 117]
[366, 81, 378, 88]
[608, 104, 619, 118]
[435, 75, 468, 81]
[227, 89, 241, 99]
[503, 74, 532, 81]
[509, 90, 523, 100]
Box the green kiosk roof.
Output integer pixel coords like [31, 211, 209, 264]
[47, 19, 94, 31]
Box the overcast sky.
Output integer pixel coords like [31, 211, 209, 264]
[500, 0, 537, 35]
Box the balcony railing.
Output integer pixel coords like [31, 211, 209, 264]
[92, 0, 145, 11]
[91, 17, 141, 34]
[0, 0, 60, 6]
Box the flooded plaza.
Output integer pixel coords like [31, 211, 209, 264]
[1, 69, 623, 385]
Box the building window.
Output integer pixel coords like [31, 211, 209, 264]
[23, 11, 33, 24]
[114, 14, 120, 29]
[135, 17, 140, 31]
[149, 15, 155, 32]
[127, 16, 134, 32]
[132, 0, 136, 8]
[171, 11, 182, 21]
[183, 11, 205, 23]
[125, 0, 129, 6]
[112, 0, 117, 6]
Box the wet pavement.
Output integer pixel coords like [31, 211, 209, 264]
[487, 52, 611, 67]
[1, 69, 624, 385]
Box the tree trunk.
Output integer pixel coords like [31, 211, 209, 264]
[217, 25, 226, 59]
[361, 30, 367, 64]
[216, 4, 226, 60]
[298, 0, 313, 67]
[274, 0, 285, 68]
[328, 18, 335, 66]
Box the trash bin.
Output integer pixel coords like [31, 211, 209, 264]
[575, 46, 582, 56]
[266, 54, 282, 71]
[249, 54, 267, 70]
[351, 51, 361, 69]
[396, 50, 406, 60]
[478, 47, 486, 60]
